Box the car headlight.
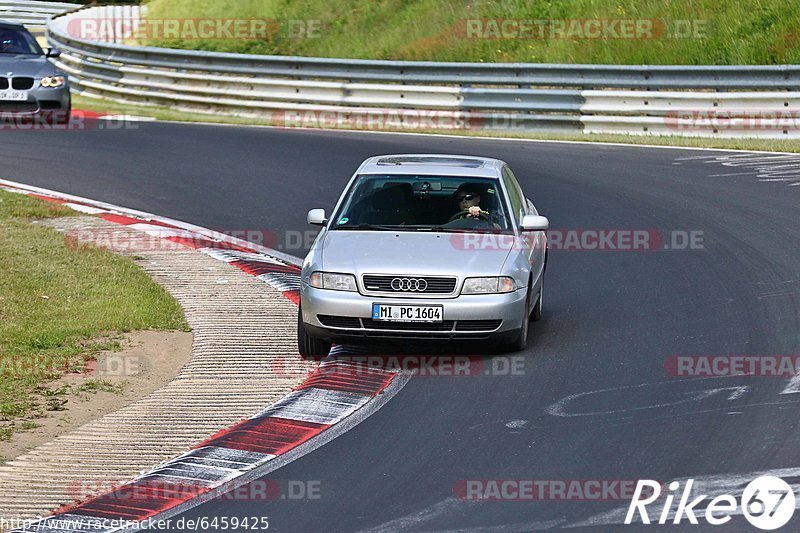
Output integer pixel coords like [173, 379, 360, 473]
[309, 271, 358, 291]
[461, 276, 516, 294]
[40, 76, 65, 88]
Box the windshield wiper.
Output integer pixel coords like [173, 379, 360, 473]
[335, 223, 403, 231]
[414, 226, 443, 231]
[413, 225, 470, 233]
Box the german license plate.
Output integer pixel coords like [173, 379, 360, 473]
[372, 304, 443, 322]
[0, 91, 27, 101]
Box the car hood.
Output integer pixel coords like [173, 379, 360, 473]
[319, 230, 514, 277]
[0, 55, 55, 77]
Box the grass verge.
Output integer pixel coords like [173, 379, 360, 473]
[75, 94, 800, 153]
[141, 0, 800, 64]
[0, 190, 188, 441]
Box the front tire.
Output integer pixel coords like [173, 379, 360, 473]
[297, 306, 331, 359]
[531, 278, 543, 322]
[507, 289, 531, 352]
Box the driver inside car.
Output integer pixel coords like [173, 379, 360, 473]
[454, 184, 485, 217]
[456, 184, 482, 212]
[0, 31, 25, 54]
[449, 183, 502, 229]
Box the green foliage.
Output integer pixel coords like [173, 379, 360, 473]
[0, 191, 187, 440]
[142, 0, 800, 64]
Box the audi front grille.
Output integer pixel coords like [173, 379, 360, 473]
[362, 275, 457, 294]
[361, 319, 455, 332]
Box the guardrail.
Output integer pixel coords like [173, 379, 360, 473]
[43, 5, 800, 138]
[0, 0, 78, 36]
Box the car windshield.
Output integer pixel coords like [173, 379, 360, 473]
[330, 175, 513, 232]
[0, 27, 43, 55]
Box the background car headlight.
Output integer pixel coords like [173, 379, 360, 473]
[461, 276, 516, 294]
[309, 271, 358, 291]
[40, 76, 65, 88]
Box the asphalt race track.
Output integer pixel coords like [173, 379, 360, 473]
[3, 123, 800, 531]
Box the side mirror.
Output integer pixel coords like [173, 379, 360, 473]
[46, 48, 61, 58]
[520, 214, 549, 231]
[307, 208, 327, 226]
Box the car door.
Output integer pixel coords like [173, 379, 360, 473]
[502, 166, 546, 286]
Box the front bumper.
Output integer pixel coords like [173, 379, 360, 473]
[300, 284, 527, 342]
[0, 85, 70, 118]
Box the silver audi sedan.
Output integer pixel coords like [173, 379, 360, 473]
[298, 154, 549, 356]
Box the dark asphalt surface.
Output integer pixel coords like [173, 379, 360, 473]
[4, 123, 800, 531]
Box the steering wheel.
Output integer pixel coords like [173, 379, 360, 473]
[448, 209, 489, 223]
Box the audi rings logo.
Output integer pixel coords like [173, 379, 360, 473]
[391, 277, 428, 292]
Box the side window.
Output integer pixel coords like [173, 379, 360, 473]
[502, 167, 525, 225]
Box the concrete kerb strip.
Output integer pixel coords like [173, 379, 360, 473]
[0, 182, 405, 531]
[0, 213, 306, 521]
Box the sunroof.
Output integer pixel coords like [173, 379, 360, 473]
[377, 156, 485, 168]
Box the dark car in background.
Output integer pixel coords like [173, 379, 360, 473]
[0, 20, 69, 124]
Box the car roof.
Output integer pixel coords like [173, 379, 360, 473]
[358, 154, 507, 178]
[0, 20, 27, 30]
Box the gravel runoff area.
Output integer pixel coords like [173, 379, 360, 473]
[0, 215, 310, 521]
